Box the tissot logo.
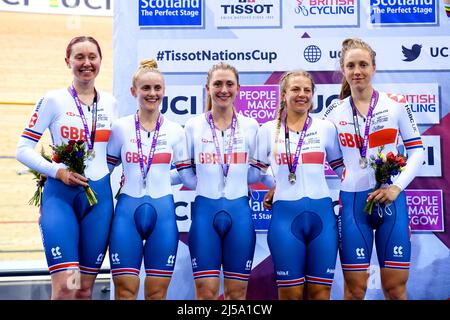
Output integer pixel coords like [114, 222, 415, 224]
[214, 0, 281, 28]
[402, 44, 422, 62]
[221, 1, 273, 15]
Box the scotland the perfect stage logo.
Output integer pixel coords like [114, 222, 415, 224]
[139, 0, 204, 28]
[370, 0, 437, 26]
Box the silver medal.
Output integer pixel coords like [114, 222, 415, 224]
[359, 157, 368, 169]
[288, 172, 296, 185]
[87, 149, 95, 161]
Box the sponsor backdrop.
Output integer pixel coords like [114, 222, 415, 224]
[112, 1, 450, 299]
[0, 0, 113, 16]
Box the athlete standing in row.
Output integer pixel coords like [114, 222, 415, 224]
[252, 70, 343, 300]
[185, 62, 272, 300]
[323, 38, 424, 300]
[106, 59, 195, 300]
[16, 36, 117, 299]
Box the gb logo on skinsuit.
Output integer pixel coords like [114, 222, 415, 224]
[28, 113, 38, 128]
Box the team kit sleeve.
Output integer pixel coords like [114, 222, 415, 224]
[246, 118, 259, 166]
[106, 119, 123, 172]
[321, 100, 340, 122]
[184, 118, 196, 169]
[393, 102, 425, 191]
[171, 123, 197, 190]
[323, 119, 344, 178]
[16, 95, 62, 179]
[248, 122, 275, 188]
[246, 119, 275, 188]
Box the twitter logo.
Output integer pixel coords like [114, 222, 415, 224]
[402, 44, 422, 62]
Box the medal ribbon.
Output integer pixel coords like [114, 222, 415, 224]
[134, 111, 162, 185]
[284, 114, 311, 176]
[350, 90, 378, 160]
[207, 111, 237, 181]
[69, 84, 98, 150]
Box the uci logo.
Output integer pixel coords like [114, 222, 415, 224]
[311, 94, 339, 115]
[174, 201, 192, 221]
[161, 96, 197, 115]
[49, 0, 112, 10]
[430, 47, 449, 58]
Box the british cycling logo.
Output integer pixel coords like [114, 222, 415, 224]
[402, 44, 422, 62]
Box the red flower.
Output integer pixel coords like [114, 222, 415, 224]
[65, 144, 73, 153]
[77, 140, 84, 145]
[364, 146, 408, 215]
[50, 141, 97, 206]
[396, 155, 407, 167]
[51, 153, 60, 163]
[386, 152, 396, 162]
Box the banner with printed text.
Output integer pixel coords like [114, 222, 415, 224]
[113, 0, 450, 300]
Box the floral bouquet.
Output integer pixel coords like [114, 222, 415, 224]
[51, 139, 97, 206]
[364, 146, 407, 215]
[28, 147, 51, 207]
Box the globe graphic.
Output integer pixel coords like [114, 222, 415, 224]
[303, 45, 322, 63]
